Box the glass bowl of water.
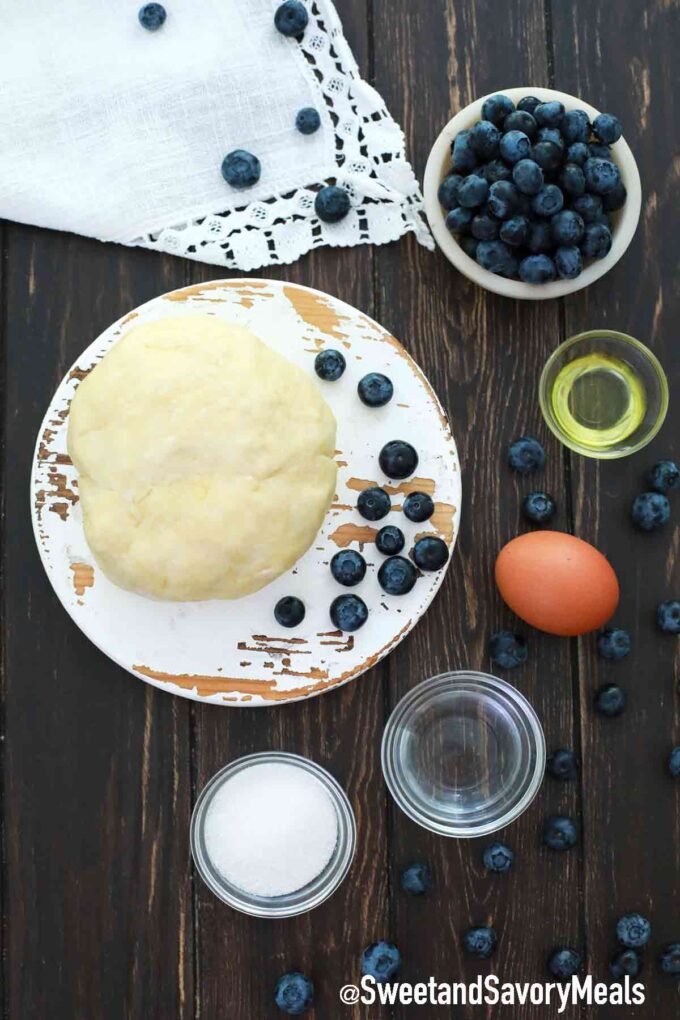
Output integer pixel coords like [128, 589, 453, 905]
[539, 330, 668, 459]
[381, 672, 545, 838]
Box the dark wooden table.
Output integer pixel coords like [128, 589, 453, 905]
[2, 2, 678, 1017]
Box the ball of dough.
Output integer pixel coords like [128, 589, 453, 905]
[67, 316, 338, 600]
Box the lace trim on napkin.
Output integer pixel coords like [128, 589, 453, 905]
[130, 0, 433, 269]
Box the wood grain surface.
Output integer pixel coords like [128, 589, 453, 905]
[1, 1, 678, 1018]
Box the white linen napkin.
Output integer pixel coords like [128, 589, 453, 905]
[0, 0, 432, 269]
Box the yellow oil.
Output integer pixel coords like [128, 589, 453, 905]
[550, 352, 647, 451]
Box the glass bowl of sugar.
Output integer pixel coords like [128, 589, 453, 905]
[190, 751, 356, 918]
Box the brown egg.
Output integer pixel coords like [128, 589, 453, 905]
[495, 531, 619, 636]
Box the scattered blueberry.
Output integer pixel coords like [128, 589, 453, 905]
[647, 460, 680, 493]
[593, 112, 622, 144]
[446, 207, 473, 234]
[489, 630, 528, 669]
[554, 245, 583, 280]
[566, 141, 590, 166]
[487, 180, 519, 219]
[597, 627, 631, 662]
[138, 3, 166, 30]
[594, 683, 626, 717]
[657, 600, 680, 634]
[378, 556, 417, 596]
[402, 491, 434, 523]
[508, 435, 546, 473]
[616, 913, 651, 949]
[330, 549, 366, 587]
[314, 348, 346, 381]
[482, 93, 515, 125]
[548, 948, 582, 979]
[451, 130, 478, 173]
[584, 157, 621, 195]
[517, 95, 542, 116]
[572, 193, 603, 223]
[532, 184, 564, 218]
[558, 163, 586, 197]
[401, 863, 432, 896]
[512, 158, 544, 195]
[413, 536, 449, 571]
[668, 746, 680, 777]
[631, 492, 670, 531]
[534, 101, 565, 128]
[500, 130, 532, 165]
[547, 748, 579, 781]
[274, 596, 305, 628]
[658, 943, 680, 976]
[504, 110, 538, 138]
[357, 486, 391, 521]
[482, 843, 514, 873]
[376, 525, 405, 556]
[358, 372, 394, 407]
[532, 140, 563, 172]
[221, 149, 261, 188]
[315, 185, 350, 223]
[457, 174, 489, 208]
[610, 949, 642, 980]
[330, 594, 368, 632]
[295, 107, 321, 135]
[462, 926, 497, 959]
[361, 942, 401, 983]
[471, 213, 499, 241]
[470, 120, 501, 159]
[500, 215, 530, 247]
[522, 491, 556, 524]
[274, 972, 314, 1015]
[379, 440, 418, 480]
[561, 109, 591, 143]
[274, 0, 309, 37]
[476, 239, 516, 275]
[543, 815, 579, 851]
[438, 173, 463, 210]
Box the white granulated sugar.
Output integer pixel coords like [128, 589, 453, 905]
[204, 762, 339, 897]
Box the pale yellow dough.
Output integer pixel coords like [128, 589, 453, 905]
[67, 316, 337, 600]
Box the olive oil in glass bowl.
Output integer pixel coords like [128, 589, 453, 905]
[539, 331, 668, 459]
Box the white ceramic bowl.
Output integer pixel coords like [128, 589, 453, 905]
[423, 86, 642, 300]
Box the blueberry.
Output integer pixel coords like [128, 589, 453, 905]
[314, 348, 346, 381]
[616, 913, 651, 949]
[551, 209, 584, 245]
[358, 486, 391, 521]
[471, 213, 499, 241]
[358, 372, 393, 407]
[500, 215, 530, 247]
[534, 101, 565, 128]
[531, 140, 563, 173]
[581, 220, 612, 259]
[630, 491, 670, 531]
[583, 157, 621, 195]
[488, 630, 528, 669]
[657, 600, 680, 634]
[401, 863, 432, 896]
[330, 549, 366, 587]
[378, 556, 417, 595]
[517, 95, 542, 116]
[559, 163, 586, 198]
[413, 536, 449, 571]
[588, 142, 614, 161]
[555, 246, 583, 280]
[566, 142, 590, 166]
[462, 926, 497, 958]
[451, 130, 478, 173]
[460, 236, 479, 259]
[572, 192, 603, 223]
[274, 596, 305, 628]
[487, 180, 519, 219]
[508, 436, 546, 473]
[361, 942, 401, 983]
[274, 0, 309, 37]
[295, 107, 321, 135]
[532, 184, 564, 218]
[512, 158, 544, 195]
[138, 3, 166, 30]
[438, 173, 463, 210]
[503, 110, 538, 138]
[403, 491, 434, 522]
[593, 112, 622, 144]
[647, 459, 680, 493]
[274, 972, 314, 1015]
[522, 491, 556, 523]
[548, 948, 582, 980]
[330, 594, 368, 632]
[594, 683, 626, 717]
[315, 185, 350, 223]
[376, 525, 405, 556]
[610, 949, 642, 980]
[470, 120, 501, 159]
[479, 159, 512, 183]
[481, 93, 515, 125]
[379, 440, 418, 480]
[668, 746, 680, 777]
[658, 943, 680, 976]
[527, 219, 553, 253]
[561, 109, 591, 143]
[537, 126, 566, 154]
[221, 149, 261, 188]
[597, 627, 631, 661]
[519, 254, 557, 284]
[476, 239, 516, 275]
[543, 815, 579, 850]
[602, 181, 627, 212]
[446, 207, 473, 234]
[547, 748, 579, 781]
[457, 174, 489, 208]
[482, 842, 514, 873]
[499, 130, 532, 165]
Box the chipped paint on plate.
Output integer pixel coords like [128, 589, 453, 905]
[31, 280, 461, 706]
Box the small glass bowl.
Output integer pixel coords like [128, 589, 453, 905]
[190, 751, 356, 918]
[381, 672, 545, 838]
[539, 330, 668, 459]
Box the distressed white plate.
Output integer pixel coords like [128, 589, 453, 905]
[31, 280, 461, 706]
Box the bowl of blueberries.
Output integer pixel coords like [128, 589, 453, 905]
[423, 87, 641, 299]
